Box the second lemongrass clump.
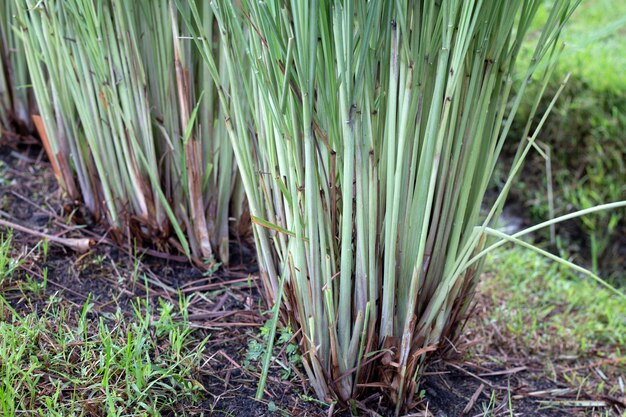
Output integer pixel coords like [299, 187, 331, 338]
[15, 0, 241, 263]
[187, 0, 579, 412]
[1, 1, 34, 137]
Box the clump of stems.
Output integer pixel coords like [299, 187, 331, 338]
[1, 1, 34, 136]
[186, 0, 581, 412]
[15, 0, 241, 263]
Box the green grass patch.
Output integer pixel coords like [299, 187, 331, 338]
[0, 233, 208, 416]
[526, 0, 626, 93]
[0, 296, 207, 416]
[480, 245, 626, 355]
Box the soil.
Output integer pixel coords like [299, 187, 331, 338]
[1, 144, 623, 417]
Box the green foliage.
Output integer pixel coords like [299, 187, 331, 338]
[0, 232, 19, 282]
[480, 245, 626, 354]
[244, 322, 301, 381]
[505, 0, 626, 278]
[0, 292, 207, 416]
[530, 0, 626, 93]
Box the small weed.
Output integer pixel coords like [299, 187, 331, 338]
[480, 389, 497, 416]
[22, 269, 47, 298]
[267, 400, 291, 417]
[0, 231, 20, 282]
[202, 260, 222, 277]
[245, 321, 302, 381]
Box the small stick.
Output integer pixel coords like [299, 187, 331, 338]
[462, 383, 484, 415]
[478, 366, 528, 377]
[0, 218, 94, 253]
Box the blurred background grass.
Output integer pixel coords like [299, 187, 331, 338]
[499, 0, 626, 282]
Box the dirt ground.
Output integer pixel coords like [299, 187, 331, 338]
[1, 144, 623, 416]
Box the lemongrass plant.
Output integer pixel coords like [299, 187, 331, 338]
[1, 1, 33, 136]
[182, 0, 594, 412]
[14, 0, 240, 263]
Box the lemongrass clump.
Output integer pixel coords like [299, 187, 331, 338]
[15, 0, 240, 263]
[186, 0, 580, 412]
[1, 1, 34, 136]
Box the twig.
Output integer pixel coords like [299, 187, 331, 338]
[447, 362, 509, 390]
[558, 357, 625, 374]
[478, 366, 527, 377]
[0, 218, 94, 253]
[462, 383, 484, 415]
